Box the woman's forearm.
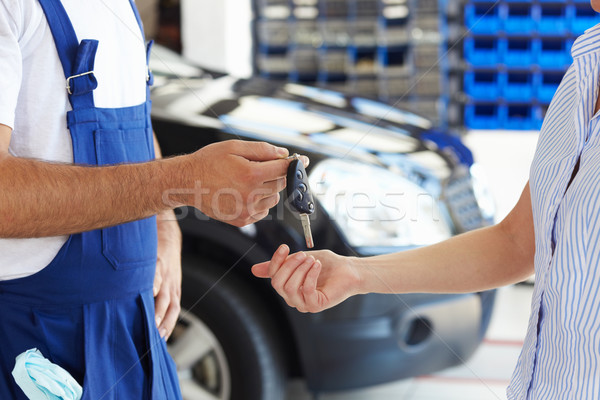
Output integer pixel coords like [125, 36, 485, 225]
[357, 183, 535, 294]
[358, 224, 534, 294]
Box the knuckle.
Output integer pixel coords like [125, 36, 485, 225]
[246, 167, 260, 182]
[271, 279, 282, 292]
[283, 281, 295, 294]
[258, 141, 271, 153]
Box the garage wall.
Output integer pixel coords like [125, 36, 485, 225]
[180, 0, 253, 77]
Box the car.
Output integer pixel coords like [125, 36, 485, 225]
[149, 45, 498, 400]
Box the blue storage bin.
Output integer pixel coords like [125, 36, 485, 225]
[505, 104, 534, 130]
[537, 38, 572, 69]
[536, 71, 564, 103]
[377, 46, 411, 74]
[503, 3, 534, 35]
[570, 4, 600, 35]
[502, 38, 535, 67]
[464, 37, 500, 67]
[538, 4, 569, 35]
[465, 103, 502, 129]
[503, 72, 534, 101]
[348, 47, 376, 75]
[465, 3, 500, 34]
[464, 71, 500, 100]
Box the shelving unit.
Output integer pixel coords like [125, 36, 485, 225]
[461, 1, 600, 130]
[252, 0, 451, 127]
[253, 0, 600, 130]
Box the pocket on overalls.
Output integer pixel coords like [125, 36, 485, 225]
[94, 129, 158, 270]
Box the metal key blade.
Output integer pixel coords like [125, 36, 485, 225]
[300, 213, 314, 249]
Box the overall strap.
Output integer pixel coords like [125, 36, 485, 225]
[127, 0, 154, 90]
[37, 0, 98, 109]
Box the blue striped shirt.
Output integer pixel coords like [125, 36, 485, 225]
[507, 23, 600, 399]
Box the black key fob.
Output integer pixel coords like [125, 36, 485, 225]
[286, 157, 315, 215]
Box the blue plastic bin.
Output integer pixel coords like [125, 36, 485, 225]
[503, 3, 534, 35]
[538, 4, 568, 35]
[465, 3, 500, 34]
[505, 104, 534, 130]
[377, 46, 411, 74]
[464, 37, 500, 67]
[503, 72, 534, 101]
[537, 38, 572, 69]
[464, 71, 500, 100]
[502, 38, 535, 67]
[570, 4, 600, 35]
[465, 103, 502, 129]
[536, 71, 564, 103]
[348, 47, 376, 75]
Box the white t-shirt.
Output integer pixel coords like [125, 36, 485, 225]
[0, 0, 148, 280]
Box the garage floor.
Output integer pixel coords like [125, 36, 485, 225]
[286, 130, 540, 400]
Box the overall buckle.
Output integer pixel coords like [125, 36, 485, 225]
[66, 71, 95, 95]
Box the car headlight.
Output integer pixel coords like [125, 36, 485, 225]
[308, 159, 453, 247]
[469, 164, 496, 224]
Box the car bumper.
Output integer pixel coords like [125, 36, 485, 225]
[291, 291, 493, 392]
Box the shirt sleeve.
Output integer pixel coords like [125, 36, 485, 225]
[0, 0, 22, 130]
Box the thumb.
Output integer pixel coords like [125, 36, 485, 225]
[232, 141, 289, 161]
[251, 261, 271, 278]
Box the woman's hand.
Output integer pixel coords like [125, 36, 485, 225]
[252, 245, 364, 313]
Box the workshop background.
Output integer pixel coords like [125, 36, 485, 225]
[141, 1, 600, 399]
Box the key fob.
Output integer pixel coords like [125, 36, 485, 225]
[286, 157, 315, 214]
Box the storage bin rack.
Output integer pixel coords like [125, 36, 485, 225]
[252, 0, 451, 127]
[462, 0, 600, 130]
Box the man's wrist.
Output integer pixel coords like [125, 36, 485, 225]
[158, 155, 198, 209]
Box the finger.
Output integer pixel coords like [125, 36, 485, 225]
[249, 209, 270, 224]
[299, 155, 310, 168]
[158, 300, 181, 339]
[250, 159, 290, 183]
[153, 270, 163, 297]
[251, 261, 271, 278]
[232, 140, 289, 161]
[271, 252, 308, 294]
[261, 177, 286, 195]
[251, 193, 280, 216]
[269, 244, 291, 277]
[154, 289, 170, 328]
[303, 261, 322, 312]
[285, 256, 316, 307]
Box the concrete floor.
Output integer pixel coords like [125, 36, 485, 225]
[286, 130, 540, 400]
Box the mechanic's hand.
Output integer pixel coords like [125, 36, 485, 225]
[186, 140, 308, 227]
[251, 245, 363, 313]
[154, 210, 182, 339]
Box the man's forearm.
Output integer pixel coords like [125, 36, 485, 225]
[0, 153, 191, 238]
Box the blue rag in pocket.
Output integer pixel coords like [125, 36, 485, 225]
[12, 348, 82, 400]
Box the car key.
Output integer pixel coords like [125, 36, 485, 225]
[286, 154, 315, 248]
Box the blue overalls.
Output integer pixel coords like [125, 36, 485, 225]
[0, 0, 182, 398]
